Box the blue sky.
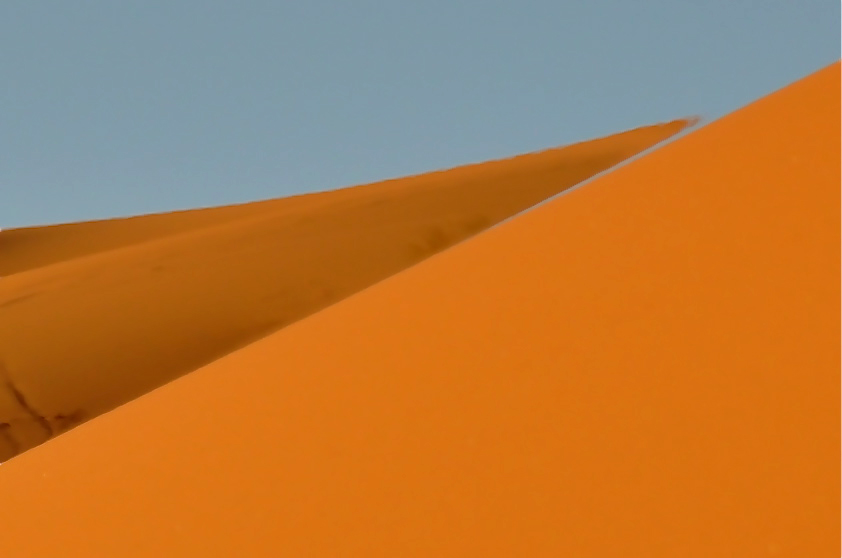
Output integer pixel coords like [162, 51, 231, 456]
[2, 1, 839, 228]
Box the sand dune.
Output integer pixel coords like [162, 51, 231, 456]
[0, 120, 690, 460]
[0, 63, 835, 555]
[1, 121, 689, 277]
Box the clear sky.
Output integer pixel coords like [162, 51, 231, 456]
[2, 1, 839, 228]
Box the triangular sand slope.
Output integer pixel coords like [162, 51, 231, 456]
[0, 62, 837, 555]
[0, 121, 690, 459]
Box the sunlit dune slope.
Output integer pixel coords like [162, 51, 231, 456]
[0, 64, 836, 555]
[0, 120, 690, 460]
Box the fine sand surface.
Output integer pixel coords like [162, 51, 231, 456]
[0, 120, 690, 460]
[0, 63, 835, 555]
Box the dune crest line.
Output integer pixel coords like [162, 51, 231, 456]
[0, 119, 692, 460]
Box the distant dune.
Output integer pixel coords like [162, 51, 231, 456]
[0, 119, 690, 460]
[1, 120, 690, 277]
[0, 63, 835, 555]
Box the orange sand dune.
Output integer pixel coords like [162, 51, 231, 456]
[1, 194, 323, 276]
[0, 64, 835, 555]
[0, 120, 690, 460]
[1, 120, 689, 277]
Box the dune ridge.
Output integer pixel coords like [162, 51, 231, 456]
[0, 119, 691, 460]
[0, 63, 835, 555]
[1, 120, 691, 277]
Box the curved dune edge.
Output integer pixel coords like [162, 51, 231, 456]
[0, 63, 836, 555]
[0, 119, 693, 277]
[0, 119, 692, 460]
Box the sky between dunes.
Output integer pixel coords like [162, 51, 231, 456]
[2, 1, 839, 228]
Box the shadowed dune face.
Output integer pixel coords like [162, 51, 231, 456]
[0, 64, 835, 556]
[0, 120, 691, 460]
